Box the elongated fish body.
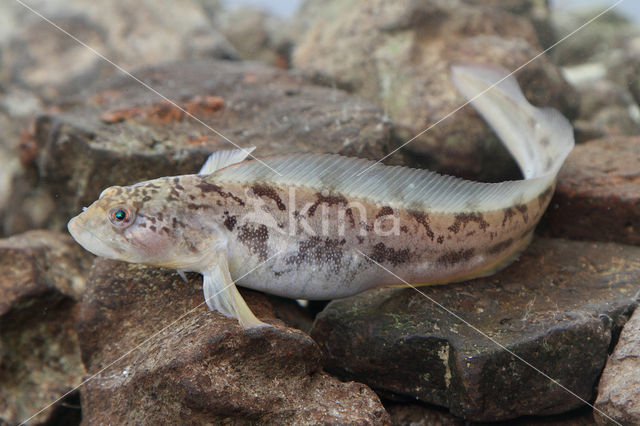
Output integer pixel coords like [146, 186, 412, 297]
[68, 65, 574, 328]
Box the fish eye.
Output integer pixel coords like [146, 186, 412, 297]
[108, 206, 135, 227]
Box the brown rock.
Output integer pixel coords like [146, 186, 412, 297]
[310, 238, 640, 422]
[594, 307, 640, 425]
[77, 258, 390, 424]
[0, 231, 92, 425]
[0, 0, 237, 101]
[32, 59, 393, 232]
[462, 0, 555, 48]
[217, 6, 293, 68]
[292, 0, 577, 181]
[544, 137, 640, 245]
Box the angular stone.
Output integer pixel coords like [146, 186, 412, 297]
[33, 59, 392, 232]
[544, 137, 640, 245]
[310, 238, 640, 422]
[77, 258, 390, 424]
[292, 0, 576, 181]
[594, 307, 640, 425]
[0, 0, 237, 101]
[0, 231, 92, 425]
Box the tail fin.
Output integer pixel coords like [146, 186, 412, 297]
[451, 65, 574, 181]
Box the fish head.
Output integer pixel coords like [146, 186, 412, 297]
[68, 179, 216, 269]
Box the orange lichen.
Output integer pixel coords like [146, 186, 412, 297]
[100, 96, 225, 124]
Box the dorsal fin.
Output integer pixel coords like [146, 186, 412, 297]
[199, 147, 256, 175]
[208, 65, 574, 213]
[210, 153, 550, 212]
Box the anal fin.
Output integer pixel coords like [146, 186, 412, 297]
[203, 252, 267, 328]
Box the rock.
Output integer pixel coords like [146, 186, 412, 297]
[0, 231, 92, 425]
[544, 137, 640, 246]
[594, 307, 640, 425]
[385, 402, 464, 426]
[292, 0, 577, 181]
[385, 402, 598, 425]
[565, 79, 640, 143]
[310, 238, 640, 422]
[550, 7, 637, 67]
[0, 0, 237, 101]
[76, 258, 390, 424]
[217, 6, 293, 68]
[462, 0, 555, 49]
[31, 59, 392, 232]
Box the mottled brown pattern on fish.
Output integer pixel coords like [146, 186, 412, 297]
[487, 238, 513, 255]
[196, 181, 244, 206]
[251, 184, 286, 211]
[172, 217, 186, 229]
[502, 208, 516, 227]
[308, 193, 348, 217]
[237, 224, 269, 261]
[537, 186, 554, 209]
[376, 206, 394, 219]
[448, 212, 489, 234]
[409, 211, 435, 241]
[285, 237, 345, 270]
[515, 204, 529, 223]
[369, 242, 411, 266]
[437, 248, 475, 266]
[223, 213, 237, 231]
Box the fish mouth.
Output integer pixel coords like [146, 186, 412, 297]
[67, 216, 122, 260]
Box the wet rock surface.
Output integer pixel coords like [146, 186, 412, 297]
[310, 238, 640, 422]
[595, 307, 640, 425]
[544, 137, 640, 246]
[293, 0, 577, 181]
[77, 258, 390, 424]
[0, 231, 92, 425]
[31, 59, 392, 232]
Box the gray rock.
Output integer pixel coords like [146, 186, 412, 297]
[595, 307, 640, 425]
[292, 0, 577, 181]
[77, 258, 390, 424]
[0, 231, 92, 425]
[30, 59, 393, 233]
[310, 238, 640, 422]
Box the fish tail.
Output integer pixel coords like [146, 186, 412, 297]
[451, 64, 574, 182]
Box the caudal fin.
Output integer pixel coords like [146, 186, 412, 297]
[451, 64, 574, 181]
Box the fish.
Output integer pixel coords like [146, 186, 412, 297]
[67, 65, 574, 328]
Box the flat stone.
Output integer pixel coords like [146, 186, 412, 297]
[33, 59, 392, 232]
[594, 307, 640, 425]
[544, 137, 640, 245]
[76, 258, 390, 424]
[0, 231, 92, 425]
[310, 238, 640, 422]
[292, 0, 577, 181]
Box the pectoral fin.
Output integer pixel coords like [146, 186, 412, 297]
[202, 252, 267, 328]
